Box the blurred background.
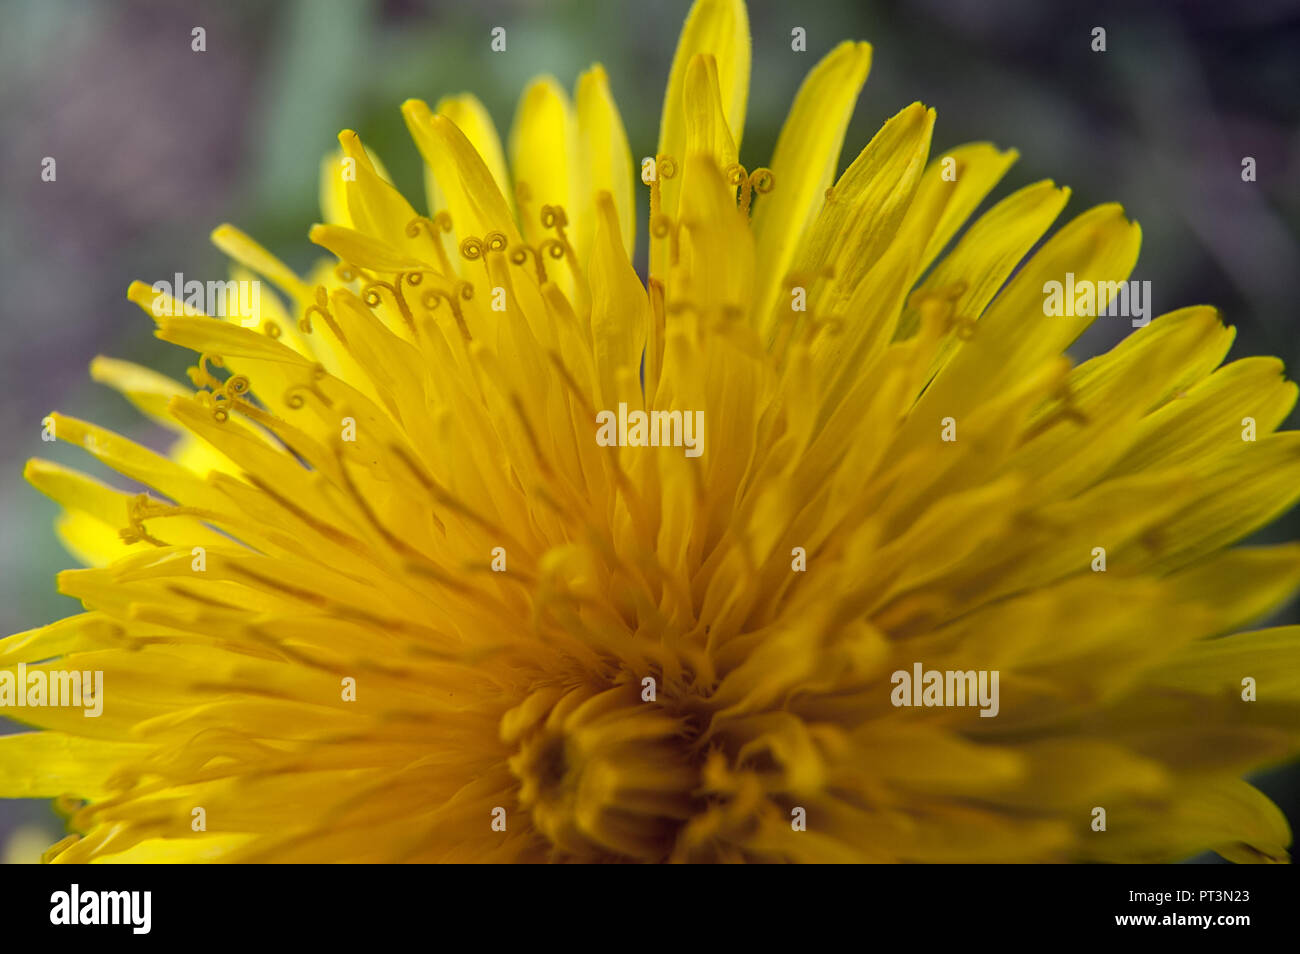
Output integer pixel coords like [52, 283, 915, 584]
[0, 0, 1297, 862]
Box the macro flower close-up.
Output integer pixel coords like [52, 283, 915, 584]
[1, 0, 1298, 870]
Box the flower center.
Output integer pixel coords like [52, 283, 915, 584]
[503, 683, 699, 861]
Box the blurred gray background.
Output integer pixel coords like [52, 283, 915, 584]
[0, 0, 1297, 862]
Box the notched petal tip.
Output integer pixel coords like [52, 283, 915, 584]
[579, 62, 610, 85]
[825, 38, 873, 73]
[520, 73, 567, 97]
[125, 280, 155, 305]
[337, 129, 369, 163]
[23, 457, 49, 484]
[208, 222, 238, 244]
[400, 99, 434, 130]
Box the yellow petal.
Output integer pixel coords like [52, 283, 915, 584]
[914, 142, 1020, 273]
[83, 834, 255, 864]
[682, 53, 737, 174]
[990, 739, 1169, 811]
[88, 357, 191, 430]
[510, 76, 578, 249]
[785, 103, 935, 328]
[752, 40, 871, 326]
[210, 224, 310, 302]
[1159, 545, 1300, 632]
[56, 509, 139, 567]
[1064, 305, 1234, 415]
[576, 64, 635, 260]
[308, 223, 428, 274]
[1105, 356, 1298, 476]
[0, 733, 146, 799]
[588, 193, 649, 408]
[1147, 624, 1300, 699]
[1077, 778, 1290, 863]
[319, 151, 352, 227]
[654, 0, 750, 277]
[435, 93, 512, 210]
[1139, 432, 1300, 570]
[403, 99, 521, 246]
[0, 614, 121, 665]
[336, 130, 425, 260]
[896, 179, 1066, 348]
[913, 202, 1141, 421]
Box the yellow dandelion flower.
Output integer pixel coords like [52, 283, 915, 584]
[5, 0, 1300, 864]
